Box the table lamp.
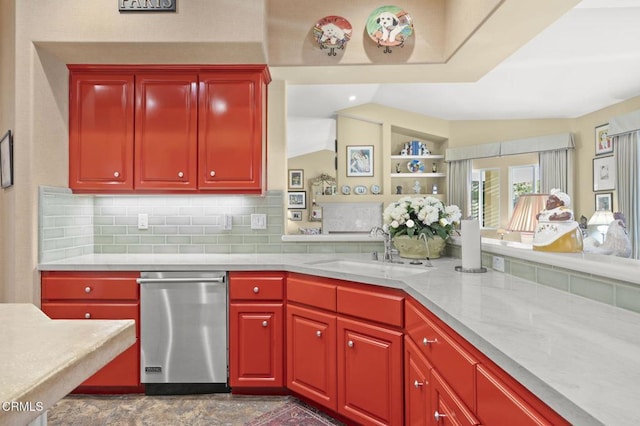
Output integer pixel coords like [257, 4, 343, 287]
[587, 210, 614, 243]
[507, 194, 548, 243]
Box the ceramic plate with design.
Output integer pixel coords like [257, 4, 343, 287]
[371, 184, 381, 194]
[341, 185, 351, 195]
[354, 185, 368, 195]
[313, 16, 353, 49]
[407, 160, 425, 173]
[366, 5, 414, 47]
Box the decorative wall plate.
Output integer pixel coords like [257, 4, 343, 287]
[341, 185, 351, 195]
[354, 185, 368, 195]
[366, 5, 414, 47]
[371, 184, 381, 194]
[407, 160, 425, 173]
[313, 16, 353, 50]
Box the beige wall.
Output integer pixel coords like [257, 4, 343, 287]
[0, 0, 16, 302]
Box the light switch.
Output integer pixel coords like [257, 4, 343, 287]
[138, 213, 149, 230]
[222, 214, 233, 230]
[251, 214, 267, 230]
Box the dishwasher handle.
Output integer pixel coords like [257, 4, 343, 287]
[137, 277, 225, 284]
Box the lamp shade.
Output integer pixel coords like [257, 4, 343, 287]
[508, 194, 548, 233]
[588, 210, 614, 226]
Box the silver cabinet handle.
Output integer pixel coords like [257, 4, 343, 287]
[84, 312, 91, 319]
[347, 340, 354, 348]
[210, 171, 216, 177]
[423, 337, 438, 346]
[414, 380, 424, 388]
[84, 286, 92, 293]
[253, 286, 260, 294]
[114, 171, 120, 178]
[316, 331, 322, 337]
[262, 321, 268, 327]
[434, 411, 446, 422]
[178, 171, 184, 178]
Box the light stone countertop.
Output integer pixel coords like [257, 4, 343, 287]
[38, 253, 640, 426]
[0, 304, 136, 426]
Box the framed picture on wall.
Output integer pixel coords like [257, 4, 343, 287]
[287, 191, 306, 209]
[593, 155, 616, 191]
[0, 130, 13, 189]
[595, 192, 613, 212]
[595, 123, 613, 156]
[288, 169, 304, 189]
[290, 210, 302, 221]
[347, 145, 374, 177]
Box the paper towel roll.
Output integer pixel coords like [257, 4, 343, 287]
[461, 220, 481, 270]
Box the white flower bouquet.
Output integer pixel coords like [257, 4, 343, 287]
[383, 196, 462, 240]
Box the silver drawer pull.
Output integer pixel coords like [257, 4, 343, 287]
[316, 331, 322, 337]
[423, 337, 438, 346]
[253, 286, 260, 294]
[114, 171, 120, 178]
[434, 411, 446, 422]
[262, 321, 268, 327]
[210, 170, 216, 177]
[84, 286, 92, 293]
[178, 171, 184, 178]
[347, 340, 354, 348]
[414, 380, 424, 388]
[84, 313, 91, 319]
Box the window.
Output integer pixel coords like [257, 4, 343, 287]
[471, 168, 500, 228]
[510, 164, 540, 216]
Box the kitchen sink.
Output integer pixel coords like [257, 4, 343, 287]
[307, 259, 432, 279]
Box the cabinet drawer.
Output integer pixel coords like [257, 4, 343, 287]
[287, 273, 336, 312]
[405, 299, 477, 411]
[41, 272, 139, 301]
[229, 272, 284, 301]
[42, 302, 140, 336]
[433, 369, 480, 426]
[337, 284, 404, 327]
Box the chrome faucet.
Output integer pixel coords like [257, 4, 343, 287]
[418, 233, 433, 267]
[370, 226, 394, 262]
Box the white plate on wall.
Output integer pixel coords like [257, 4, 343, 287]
[371, 184, 381, 194]
[354, 185, 368, 195]
[341, 185, 351, 195]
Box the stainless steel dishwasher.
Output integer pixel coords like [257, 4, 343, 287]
[138, 271, 230, 395]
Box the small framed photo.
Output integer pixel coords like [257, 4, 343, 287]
[347, 145, 374, 177]
[0, 130, 13, 188]
[287, 191, 306, 209]
[593, 155, 616, 191]
[595, 192, 613, 212]
[288, 169, 304, 189]
[290, 210, 302, 221]
[595, 123, 613, 156]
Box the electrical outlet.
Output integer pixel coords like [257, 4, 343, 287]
[251, 214, 267, 230]
[137, 213, 149, 230]
[492, 256, 505, 272]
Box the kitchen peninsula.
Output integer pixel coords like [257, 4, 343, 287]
[0, 304, 135, 426]
[38, 251, 640, 426]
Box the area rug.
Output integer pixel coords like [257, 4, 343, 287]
[246, 398, 343, 426]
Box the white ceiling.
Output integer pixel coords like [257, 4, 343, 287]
[286, 0, 640, 121]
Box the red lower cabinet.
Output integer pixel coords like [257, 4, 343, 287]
[337, 317, 403, 426]
[405, 336, 433, 425]
[432, 370, 479, 426]
[40, 271, 141, 390]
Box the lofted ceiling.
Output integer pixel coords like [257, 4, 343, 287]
[281, 0, 640, 121]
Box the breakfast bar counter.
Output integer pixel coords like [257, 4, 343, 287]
[0, 304, 135, 426]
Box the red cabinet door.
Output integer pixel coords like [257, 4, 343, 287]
[405, 336, 433, 426]
[229, 303, 283, 388]
[286, 304, 337, 410]
[337, 316, 403, 426]
[135, 73, 198, 190]
[69, 71, 134, 192]
[432, 370, 479, 426]
[198, 70, 265, 193]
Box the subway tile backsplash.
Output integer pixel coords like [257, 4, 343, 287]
[39, 186, 382, 263]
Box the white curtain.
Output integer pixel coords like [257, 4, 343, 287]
[539, 148, 575, 203]
[614, 131, 640, 259]
[448, 159, 471, 218]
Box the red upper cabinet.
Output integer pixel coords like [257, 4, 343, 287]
[135, 73, 198, 191]
[198, 68, 268, 193]
[69, 71, 134, 191]
[68, 65, 270, 194]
